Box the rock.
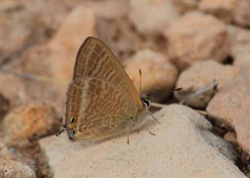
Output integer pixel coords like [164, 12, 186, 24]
[199, 0, 250, 27]
[0, 1, 30, 60]
[199, 0, 236, 23]
[0, 72, 26, 107]
[83, 0, 129, 19]
[175, 60, 239, 108]
[0, 0, 67, 62]
[0, 93, 10, 121]
[232, 0, 250, 27]
[227, 25, 250, 47]
[0, 137, 15, 160]
[171, 0, 199, 12]
[124, 49, 178, 101]
[224, 131, 237, 144]
[232, 45, 250, 69]
[227, 25, 250, 69]
[0, 1, 82, 113]
[39, 105, 245, 178]
[207, 70, 250, 155]
[0, 159, 36, 178]
[49, 6, 96, 83]
[96, 17, 147, 60]
[0, 47, 67, 114]
[2, 105, 61, 146]
[15, 46, 67, 113]
[179, 79, 219, 108]
[129, 0, 180, 35]
[164, 12, 229, 70]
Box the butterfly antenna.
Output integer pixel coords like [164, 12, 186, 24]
[180, 79, 218, 105]
[148, 88, 182, 108]
[167, 87, 182, 94]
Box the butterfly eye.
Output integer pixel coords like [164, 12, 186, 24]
[69, 117, 75, 124]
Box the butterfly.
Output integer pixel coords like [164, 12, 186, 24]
[57, 37, 151, 143]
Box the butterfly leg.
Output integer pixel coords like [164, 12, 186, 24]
[148, 111, 160, 124]
[146, 124, 155, 136]
[145, 117, 155, 136]
[126, 121, 133, 144]
[55, 125, 66, 137]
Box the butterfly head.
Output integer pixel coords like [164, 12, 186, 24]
[66, 116, 78, 141]
[141, 97, 150, 109]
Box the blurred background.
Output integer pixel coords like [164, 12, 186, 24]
[0, 0, 250, 177]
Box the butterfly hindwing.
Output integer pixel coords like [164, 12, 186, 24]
[66, 77, 138, 140]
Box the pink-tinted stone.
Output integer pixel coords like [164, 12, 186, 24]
[227, 25, 250, 69]
[172, 0, 199, 13]
[0, 159, 36, 178]
[129, 0, 180, 35]
[199, 0, 236, 23]
[207, 69, 250, 154]
[0, 93, 10, 121]
[2, 105, 61, 146]
[125, 49, 178, 101]
[175, 60, 239, 108]
[48, 6, 96, 83]
[200, 0, 250, 27]
[164, 12, 229, 70]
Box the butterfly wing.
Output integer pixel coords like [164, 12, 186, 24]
[73, 37, 142, 108]
[66, 77, 142, 140]
[65, 37, 145, 140]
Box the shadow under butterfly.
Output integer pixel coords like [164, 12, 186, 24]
[56, 37, 180, 144]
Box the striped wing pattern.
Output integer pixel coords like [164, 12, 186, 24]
[73, 37, 142, 108]
[65, 37, 145, 140]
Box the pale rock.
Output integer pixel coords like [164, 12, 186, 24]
[83, 0, 128, 19]
[175, 60, 239, 108]
[172, 0, 199, 12]
[0, 1, 81, 113]
[0, 137, 15, 160]
[0, 0, 22, 13]
[0, 159, 36, 178]
[232, 45, 250, 69]
[199, 0, 250, 27]
[207, 70, 250, 155]
[224, 131, 237, 144]
[96, 17, 147, 60]
[49, 6, 96, 83]
[124, 49, 178, 101]
[0, 1, 29, 60]
[164, 13, 229, 70]
[232, 0, 250, 27]
[0, 73, 26, 107]
[2, 105, 60, 146]
[228, 25, 250, 45]
[227, 25, 250, 69]
[0, 46, 67, 114]
[39, 105, 245, 178]
[0, 0, 67, 61]
[129, 0, 180, 35]
[199, 0, 236, 23]
[0, 93, 9, 120]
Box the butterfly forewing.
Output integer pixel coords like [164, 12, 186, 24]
[73, 37, 142, 108]
[65, 37, 146, 140]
